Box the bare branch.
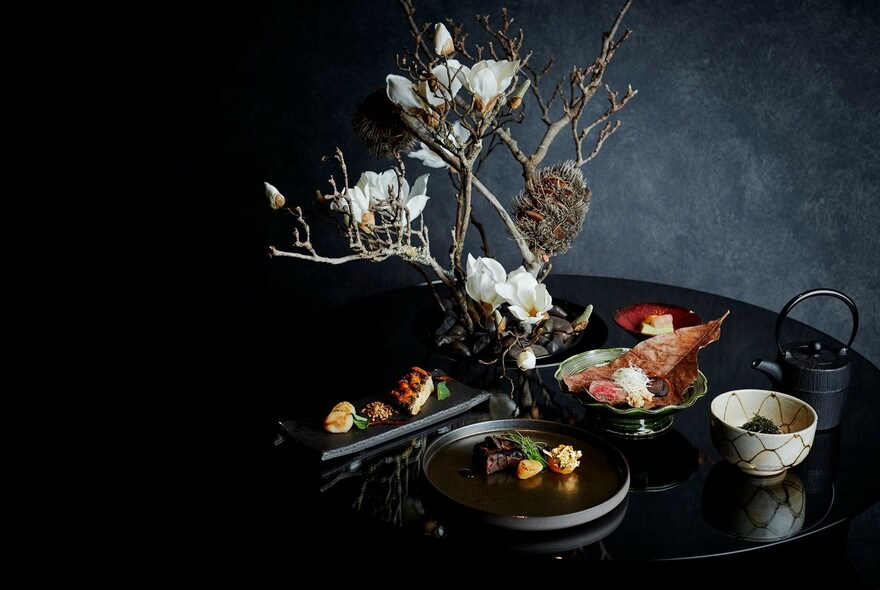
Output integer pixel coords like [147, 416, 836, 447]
[494, 127, 530, 168]
[398, 0, 434, 65]
[581, 120, 621, 165]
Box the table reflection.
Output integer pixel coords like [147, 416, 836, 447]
[423, 494, 628, 558]
[611, 427, 705, 492]
[702, 462, 812, 542]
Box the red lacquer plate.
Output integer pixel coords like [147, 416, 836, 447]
[613, 302, 702, 341]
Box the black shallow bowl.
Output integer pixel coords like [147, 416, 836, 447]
[613, 302, 702, 341]
[413, 299, 608, 368]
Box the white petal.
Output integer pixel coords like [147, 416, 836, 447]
[484, 257, 508, 282]
[348, 186, 369, 220]
[507, 305, 531, 322]
[534, 284, 553, 312]
[407, 143, 448, 168]
[466, 253, 478, 276]
[450, 120, 471, 144]
[469, 60, 491, 78]
[410, 173, 429, 198]
[420, 79, 445, 107]
[470, 68, 499, 108]
[405, 194, 429, 220]
[515, 276, 537, 306]
[354, 172, 371, 191]
[494, 281, 514, 302]
[431, 60, 464, 101]
[491, 59, 520, 93]
[386, 74, 424, 111]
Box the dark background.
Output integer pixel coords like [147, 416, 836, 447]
[171, 0, 878, 578]
[179, 0, 878, 370]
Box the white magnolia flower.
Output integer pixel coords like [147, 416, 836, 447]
[495, 267, 553, 325]
[408, 120, 471, 169]
[459, 59, 520, 113]
[517, 348, 537, 370]
[354, 169, 398, 204]
[419, 60, 465, 108]
[434, 23, 454, 57]
[465, 254, 507, 314]
[330, 185, 373, 227]
[350, 169, 430, 222]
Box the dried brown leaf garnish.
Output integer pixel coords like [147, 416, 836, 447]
[563, 311, 730, 408]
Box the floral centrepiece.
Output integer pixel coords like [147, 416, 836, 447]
[434, 254, 591, 367]
[267, 1, 638, 370]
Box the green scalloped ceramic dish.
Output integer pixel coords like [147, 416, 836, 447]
[554, 348, 708, 437]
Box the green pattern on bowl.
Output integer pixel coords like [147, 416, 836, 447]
[554, 348, 708, 437]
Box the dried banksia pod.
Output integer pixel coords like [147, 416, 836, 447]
[512, 160, 591, 257]
[353, 87, 417, 159]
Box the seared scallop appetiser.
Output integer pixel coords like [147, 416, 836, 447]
[324, 401, 356, 433]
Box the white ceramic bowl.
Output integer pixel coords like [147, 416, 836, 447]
[709, 389, 817, 477]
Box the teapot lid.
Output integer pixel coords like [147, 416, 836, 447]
[785, 341, 847, 369]
[783, 341, 851, 390]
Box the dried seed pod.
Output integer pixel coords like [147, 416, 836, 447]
[353, 87, 417, 159]
[512, 160, 592, 257]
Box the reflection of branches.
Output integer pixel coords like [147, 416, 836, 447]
[515, 369, 583, 424]
[321, 437, 428, 527]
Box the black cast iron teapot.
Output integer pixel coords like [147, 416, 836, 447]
[751, 288, 858, 429]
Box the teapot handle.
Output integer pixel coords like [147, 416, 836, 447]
[775, 288, 859, 356]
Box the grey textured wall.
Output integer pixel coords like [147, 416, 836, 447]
[189, 0, 880, 368]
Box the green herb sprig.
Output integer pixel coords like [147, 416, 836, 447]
[741, 414, 781, 434]
[501, 431, 548, 468]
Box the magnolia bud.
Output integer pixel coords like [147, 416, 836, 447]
[434, 23, 454, 57]
[517, 348, 537, 371]
[265, 182, 285, 210]
[507, 78, 530, 110]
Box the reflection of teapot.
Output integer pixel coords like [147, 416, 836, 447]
[751, 288, 858, 430]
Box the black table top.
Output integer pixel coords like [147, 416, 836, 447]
[263, 275, 879, 565]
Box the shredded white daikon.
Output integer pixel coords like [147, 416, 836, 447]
[612, 365, 655, 408]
